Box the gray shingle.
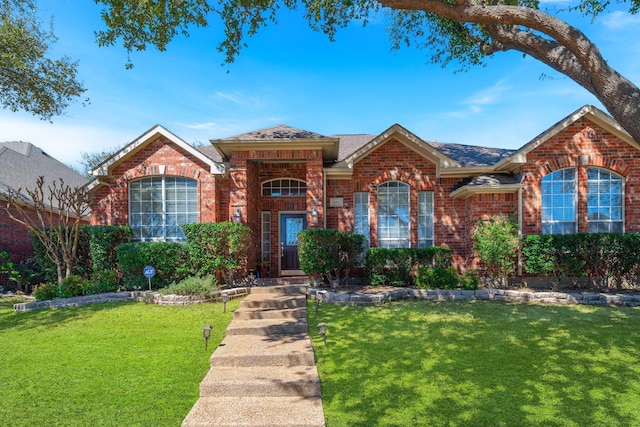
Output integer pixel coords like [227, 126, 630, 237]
[0, 141, 88, 206]
[222, 125, 329, 141]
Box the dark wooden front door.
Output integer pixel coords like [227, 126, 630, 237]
[280, 213, 306, 273]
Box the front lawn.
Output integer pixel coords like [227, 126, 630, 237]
[0, 297, 240, 426]
[310, 300, 640, 426]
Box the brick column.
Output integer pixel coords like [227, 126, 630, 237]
[306, 150, 324, 227]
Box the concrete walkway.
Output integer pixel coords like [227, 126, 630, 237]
[182, 284, 326, 427]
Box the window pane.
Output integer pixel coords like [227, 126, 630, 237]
[129, 176, 197, 241]
[541, 169, 576, 235]
[587, 168, 623, 233]
[378, 182, 410, 248]
[261, 179, 306, 197]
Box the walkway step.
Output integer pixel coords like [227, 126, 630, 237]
[240, 295, 306, 309]
[249, 285, 308, 295]
[233, 307, 306, 320]
[210, 334, 316, 367]
[199, 366, 321, 397]
[226, 318, 308, 335]
[183, 396, 325, 427]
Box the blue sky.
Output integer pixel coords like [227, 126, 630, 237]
[1, 0, 639, 171]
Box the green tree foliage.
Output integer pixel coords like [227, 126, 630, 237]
[0, 0, 86, 119]
[93, 0, 640, 144]
[366, 247, 452, 286]
[181, 222, 252, 284]
[473, 214, 519, 287]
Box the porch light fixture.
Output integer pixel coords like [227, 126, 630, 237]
[233, 208, 242, 223]
[202, 325, 212, 350]
[221, 292, 229, 313]
[317, 322, 327, 346]
[311, 207, 319, 225]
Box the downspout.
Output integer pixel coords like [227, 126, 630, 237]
[518, 186, 523, 276]
[323, 170, 327, 229]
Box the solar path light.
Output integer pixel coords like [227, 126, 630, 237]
[202, 325, 212, 350]
[317, 322, 327, 346]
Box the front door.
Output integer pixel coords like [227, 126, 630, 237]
[280, 213, 306, 275]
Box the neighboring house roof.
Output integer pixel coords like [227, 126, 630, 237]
[0, 141, 88, 208]
[211, 124, 341, 162]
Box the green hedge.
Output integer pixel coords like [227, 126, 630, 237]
[522, 233, 640, 290]
[89, 226, 131, 274]
[366, 247, 453, 286]
[181, 222, 251, 283]
[298, 229, 366, 284]
[116, 242, 191, 290]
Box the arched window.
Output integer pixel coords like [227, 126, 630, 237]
[261, 179, 306, 196]
[129, 176, 197, 241]
[541, 168, 576, 235]
[377, 181, 410, 248]
[588, 168, 623, 232]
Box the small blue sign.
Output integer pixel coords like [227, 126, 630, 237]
[143, 265, 156, 279]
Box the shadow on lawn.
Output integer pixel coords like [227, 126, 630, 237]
[0, 298, 132, 333]
[310, 301, 640, 426]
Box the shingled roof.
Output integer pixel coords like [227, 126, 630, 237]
[330, 133, 515, 167]
[222, 124, 330, 141]
[0, 141, 88, 206]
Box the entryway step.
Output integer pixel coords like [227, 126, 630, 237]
[249, 285, 308, 295]
[233, 307, 306, 320]
[225, 317, 309, 336]
[199, 365, 321, 397]
[182, 396, 325, 427]
[211, 334, 315, 367]
[240, 295, 306, 309]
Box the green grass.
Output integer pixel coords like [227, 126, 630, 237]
[309, 300, 640, 427]
[0, 296, 241, 427]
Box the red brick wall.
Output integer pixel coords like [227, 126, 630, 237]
[90, 136, 220, 227]
[326, 138, 471, 268]
[0, 205, 36, 262]
[2, 204, 90, 262]
[521, 118, 640, 235]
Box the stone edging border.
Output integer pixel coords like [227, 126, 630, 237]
[13, 287, 250, 312]
[307, 287, 640, 307]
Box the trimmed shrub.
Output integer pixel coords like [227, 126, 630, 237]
[58, 274, 89, 298]
[365, 247, 453, 286]
[158, 275, 220, 297]
[89, 226, 131, 274]
[473, 214, 519, 287]
[181, 222, 251, 284]
[416, 266, 459, 290]
[33, 283, 58, 301]
[298, 229, 365, 284]
[88, 270, 119, 294]
[460, 270, 480, 290]
[117, 242, 191, 290]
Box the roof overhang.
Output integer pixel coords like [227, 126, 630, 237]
[211, 138, 340, 162]
[450, 183, 523, 200]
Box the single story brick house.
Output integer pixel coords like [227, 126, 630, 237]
[1, 142, 88, 263]
[88, 105, 639, 277]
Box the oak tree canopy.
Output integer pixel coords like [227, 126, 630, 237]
[93, 0, 640, 142]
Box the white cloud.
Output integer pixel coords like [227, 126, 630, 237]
[601, 11, 640, 29]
